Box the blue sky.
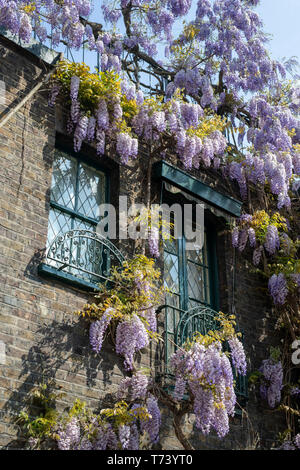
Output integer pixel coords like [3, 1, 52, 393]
[170, 1, 300, 68]
[60, 1, 300, 74]
[256, 0, 300, 62]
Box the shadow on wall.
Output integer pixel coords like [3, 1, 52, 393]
[2, 316, 126, 449]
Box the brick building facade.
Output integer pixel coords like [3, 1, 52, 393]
[0, 32, 285, 450]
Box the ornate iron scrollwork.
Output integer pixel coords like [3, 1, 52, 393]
[175, 305, 219, 346]
[173, 304, 248, 403]
[45, 229, 124, 283]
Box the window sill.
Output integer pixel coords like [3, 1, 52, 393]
[38, 263, 100, 292]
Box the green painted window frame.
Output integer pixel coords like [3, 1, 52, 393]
[160, 186, 248, 406]
[163, 228, 219, 370]
[164, 224, 219, 313]
[162, 183, 220, 370]
[39, 144, 110, 290]
[48, 143, 110, 230]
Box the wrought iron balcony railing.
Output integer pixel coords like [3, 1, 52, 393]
[39, 229, 124, 289]
[157, 303, 248, 405]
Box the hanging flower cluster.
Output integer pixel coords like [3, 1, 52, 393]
[131, 93, 228, 169]
[0, 1, 92, 47]
[231, 211, 289, 261]
[23, 391, 159, 450]
[74, 255, 164, 371]
[227, 89, 300, 208]
[50, 62, 229, 169]
[278, 434, 300, 451]
[259, 357, 283, 409]
[231, 210, 299, 305]
[170, 313, 247, 438]
[49, 61, 138, 159]
[117, 372, 149, 402]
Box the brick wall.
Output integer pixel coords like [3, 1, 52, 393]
[0, 35, 285, 450]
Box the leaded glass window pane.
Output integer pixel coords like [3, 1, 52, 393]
[163, 232, 211, 311]
[50, 151, 77, 210]
[77, 162, 106, 220]
[164, 252, 180, 294]
[187, 261, 205, 302]
[47, 208, 72, 249]
[45, 148, 108, 282]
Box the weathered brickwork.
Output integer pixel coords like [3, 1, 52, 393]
[0, 35, 285, 450]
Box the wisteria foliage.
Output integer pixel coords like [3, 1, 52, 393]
[231, 210, 300, 305]
[259, 357, 283, 409]
[1, 1, 299, 209]
[170, 313, 247, 438]
[75, 255, 163, 371]
[3, 0, 300, 449]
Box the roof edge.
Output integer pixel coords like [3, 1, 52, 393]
[0, 28, 61, 66]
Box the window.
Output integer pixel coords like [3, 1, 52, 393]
[47, 147, 107, 244]
[164, 227, 218, 312]
[162, 201, 248, 405]
[163, 212, 219, 364]
[40, 146, 123, 288]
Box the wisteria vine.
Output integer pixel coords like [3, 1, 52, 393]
[3, 0, 299, 450]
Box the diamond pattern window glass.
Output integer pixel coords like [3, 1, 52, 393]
[163, 228, 215, 312]
[47, 149, 107, 246]
[163, 216, 219, 367]
[47, 208, 72, 251]
[164, 253, 180, 309]
[45, 148, 108, 280]
[50, 151, 77, 210]
[77, 162, 106, 220]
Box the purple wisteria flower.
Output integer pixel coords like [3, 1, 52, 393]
[294, 434, 300, 449]
[268, 273, 288, 305]
[264, 225, 280, 255]
[57, 417, 81, 450]
[170, 340, 237, 438]
[74, 115, 88, 152]
[248, 228, 256, 247]
[259, 358, 283, 408]
[70, 76, 80, 102]
[173, 376, 186, 401]
[253, 245, 263, 266]
[232, 227, 239, 248]
[140, 395, 161, 444]
[228, 336, 247, 376]
[89, 308, 114, 353]
[290, 387, 300, 397]
[238, 229, 248, 252]
[116, 315, 149, 370]
[48, 84, 60, 108]
[118, 424, 131, 449]
[118, 372, 149, 401]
